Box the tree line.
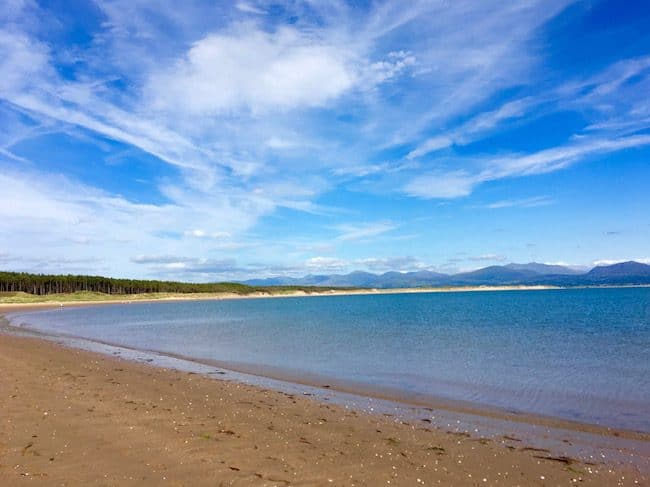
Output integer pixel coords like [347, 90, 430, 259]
[0, 271, 285, 295]
[0, 272, 347, 295]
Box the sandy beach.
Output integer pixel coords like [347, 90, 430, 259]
[0, 308, 647, 486]
[0, 285, 562, 309]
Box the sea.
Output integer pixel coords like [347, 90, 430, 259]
[7, 287, 650, 433]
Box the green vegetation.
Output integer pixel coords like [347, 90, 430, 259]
[0, 271, 352, 303]
[0, 291, 228, 304]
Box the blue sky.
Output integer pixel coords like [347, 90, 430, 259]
[1, 0, 649, 281]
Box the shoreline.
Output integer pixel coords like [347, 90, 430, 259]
[3, 293, 650, 484]
[0, 330, 647, 485]
[3, 300, 650, 443]
[4, 283, 649, 311]
[6, 311, 648, 443]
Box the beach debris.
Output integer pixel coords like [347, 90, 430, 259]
[473, 437, 491, 445]
[21, 442, 33, 456]
[424, 446, 446, 455]
[448, 431, 470, 438]
[534, 455, 576, 465]
[521, 446, 551, 453]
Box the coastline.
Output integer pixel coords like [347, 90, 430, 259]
[0, 329, 647, 486]
[0, 300, 650, 485]
[6, 308, 649, 442]
[0, 284, 577, 311]
[3, 297, 650, 440]
[4, 283, 650, 311]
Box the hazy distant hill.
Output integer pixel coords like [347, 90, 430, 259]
[242, 261, 650, 288]
[504, 263, 583, 275]
[244, 270, 449, 288]
[582, 261, 650, 283]
[446, 266, 539, 285]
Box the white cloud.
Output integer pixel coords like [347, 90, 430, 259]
[235, 2, 266, 15]
[354, 256, 428, 271]
[405, 134, 650, 199]
[158, 258, 241, 274]
[592, 258, 650, 266]
[0, 168, 268, 278]
[2, 0, 649, 281]
[485, 135, 650, 178]
[467, 254, 507, 262]
[407, 98, 535, 159]
[485, 196, 553, 209]
[332, 161, 417, 179]
[132, 255, 188, 264]
[407, 136, 454, 159]
[331, 164, 387, 178]
[146, 24, 357, 115]
[404, 170, 477, 199]
[265, 136, 298, 149]
[335, 221, 397, 242]
[305, 256, 347, 271]
[403, 48, 650, 169]
[366, 50, 416, 85]
[6, 85, 222, 187]
[184, 229, 232, 239]
[2, 0, 611, 212]
[383, 0, 575, 147]
[0, 29, 51, 94]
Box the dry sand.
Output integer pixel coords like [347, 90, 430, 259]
[0, 324, 647, 486]
[0, 285, 562, 310]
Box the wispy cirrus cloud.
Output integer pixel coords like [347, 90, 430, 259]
[235, 2, 266, 15]
[402, 53, 650, 198]
[407, 98, 537, 159]
[485, 196, 554, 209]
[405, 134, 650, 199]
[335, 221, 397, 242]
[405, 55, 650, 161]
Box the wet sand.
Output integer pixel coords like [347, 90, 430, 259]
[1, 321, 647, 485]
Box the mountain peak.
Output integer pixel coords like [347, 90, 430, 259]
[504, 262, 582, 275]
[241, 261, 650, 288]
[587, 261, 650, 278]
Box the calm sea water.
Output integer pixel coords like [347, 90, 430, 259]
[10, 288, 650, 431]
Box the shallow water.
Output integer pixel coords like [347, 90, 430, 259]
[9, 288, 650, 432]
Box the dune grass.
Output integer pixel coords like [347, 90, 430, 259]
[0, 287, 351, 305]
[0, 291, 186, 304]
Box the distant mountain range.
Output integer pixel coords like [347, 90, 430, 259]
[242, 261, 650, 288]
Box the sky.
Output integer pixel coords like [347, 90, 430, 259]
[1, 0, 649, 281]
